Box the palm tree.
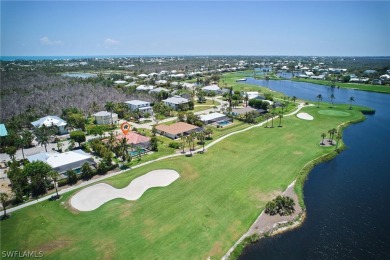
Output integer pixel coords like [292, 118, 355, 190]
[34, 125, 56, 152]
[264, 114, 269, 128]
[190, 131, 197, 150]
[278, 112, 283, 127]
[105, 101, 115, 125]
[349, 97, 355, 110]
[136, 146, 143, 161]
[328, 128, 337, 144]
[197, 132, 206, 152]
[0, 193, 8, 218]
[321, 133, 326, 145]
[316, 94, 323, 108]
[244, 94, 249, 107]
[292, 96, 297, 104]
[335, 133, 342, 150]
[106, 132, 116, 152]
[48, 170, 60, 199]
[330, 94, 335, 108]
[270, 113, 275, 128]
[204, 127, 213, 139]
[186, 135, 193, 155]
[118, 137, 128, 161]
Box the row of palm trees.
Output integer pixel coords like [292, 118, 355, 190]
[316, 94, 355, 109]
[179, 128, 213, 155]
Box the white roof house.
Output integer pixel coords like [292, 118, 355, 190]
[170, 73, 186, 79]
[136, 85, 154, 91]
[150, 87, 169, 93]
[114, 80, 127, 84]
[202, 84, 221, 93]
[182, 82, 196, 90]
[200, 113, 226, 122]
[138, 74, 149, 78]
[124, 100, 153, 114]
[245, 91, 260, 100]
[163, 96, 189, 110]
[27, 150, 96, 176]
[93, 111, 118, 125]
[31, 116, 68, 134]
[155, 80, 168, 85]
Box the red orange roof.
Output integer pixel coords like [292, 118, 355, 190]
[116, 132, 150, 145]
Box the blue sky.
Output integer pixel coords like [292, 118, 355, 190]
[1, 1, 389, 56]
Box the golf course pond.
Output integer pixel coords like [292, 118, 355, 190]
[240, 79, 390, 259]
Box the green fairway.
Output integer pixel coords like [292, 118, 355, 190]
[0, 105, 366, 259]
[318, 110, 351, 117]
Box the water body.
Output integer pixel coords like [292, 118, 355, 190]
[62, 72, 97, 79]
[240, 79, 390, 259]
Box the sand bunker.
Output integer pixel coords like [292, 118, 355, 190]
[297, 112, 313, 120]
[70, 169, 180, 211]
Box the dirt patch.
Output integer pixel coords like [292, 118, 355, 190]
[249, 188, 281, 205]
[0, 179, 12, 196]
[93, 238, 116, 260]
[35, 239, 72, 254]
[293, 151, 304, 155]
[118, 202, 135, 220]
[207, 241, 223, 258]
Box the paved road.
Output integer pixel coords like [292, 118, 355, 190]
[1, 102, 308, 216]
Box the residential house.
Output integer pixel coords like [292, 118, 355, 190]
[202, 84, 221, 94]
[93, 111, 119, 125]
[124, 100, 153, 114]
[163, 96, 189, 110]
[27, 150, 96, 178]
[136, 85, 154, 91]
[31, 116, 68, 135]
[150, 87, 170, 94]
[115, 132, 151, 148]
[200, 112, 232, 125]
[155, 122, 201, 139]
[231, 107, 266, 116]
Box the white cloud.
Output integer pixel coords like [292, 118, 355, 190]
[103, 38, 120, 47]
[40, 36, 63, 46]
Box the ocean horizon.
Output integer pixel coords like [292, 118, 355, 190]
[2, 55, 389, 62]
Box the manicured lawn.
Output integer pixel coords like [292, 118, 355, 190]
[0, 104, 365, 259]
[292, 78, 390, 94]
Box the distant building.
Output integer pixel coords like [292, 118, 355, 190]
[31, 116, 68, 135]
[124, 100, 153, 114]
[136, 85, 154, 91]
[202, 84, 221, 94]
[163, 96, 189, 110]
[93, 111, 118, 125]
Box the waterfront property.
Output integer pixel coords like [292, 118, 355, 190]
[31, 115, 68, 135]
[162, 96, 190, 110]
[124, 100, 153, 114]
[93, 111, 119, 125]
[27, 150, 96, 178]
[155, 122, 201, 139]
[200, 112, 232, 125]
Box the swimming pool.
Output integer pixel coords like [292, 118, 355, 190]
[129, 149, 146, 157]
[217, 120, 231, 126]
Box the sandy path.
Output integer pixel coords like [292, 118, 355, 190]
[70, 169, 179, 211]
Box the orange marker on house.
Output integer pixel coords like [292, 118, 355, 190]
[121, 122, 131, 135]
